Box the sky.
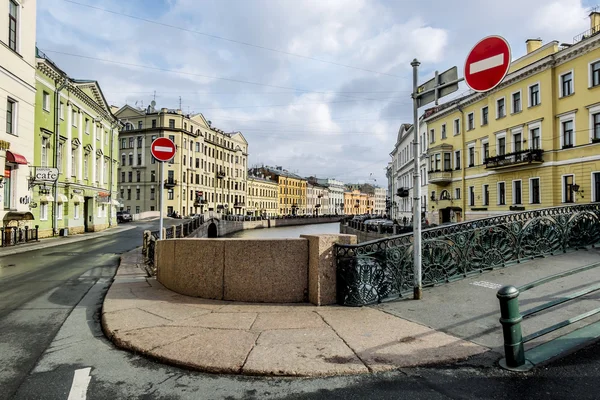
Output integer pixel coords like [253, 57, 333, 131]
[36, 0, 596, 186]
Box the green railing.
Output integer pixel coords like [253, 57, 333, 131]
[497, 261, 600, 371]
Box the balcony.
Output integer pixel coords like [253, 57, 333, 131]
[234, 202, 245, 208]
[164, 179, 177, 188]
[396, 188, 409, 198]
[427, 170, 453, 185]
[484, 149, 544, 170]
[217, 171, 226, 178]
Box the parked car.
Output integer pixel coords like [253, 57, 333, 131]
[116, 211, 132, 223]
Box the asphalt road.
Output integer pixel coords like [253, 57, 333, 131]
[1, 220, 600, 399]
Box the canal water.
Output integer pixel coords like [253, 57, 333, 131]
[225, 222, 341, 239]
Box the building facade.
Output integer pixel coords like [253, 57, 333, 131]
[114, 104, 248, 217]
[253, 166, 306, 216]
[344, 189, 370, 215]
[246, 175, 278, 217]
[317, 178, 345, 215]
[425, 14, 600, 223]
[34, 51, 120, 237]
[0, 0, 37, 225]
[306, 181, 329, 216]
[373, 187, 387, 216]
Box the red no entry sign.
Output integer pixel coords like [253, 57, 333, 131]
[151, 137, 176, 162]
[464, 36, 511, 92]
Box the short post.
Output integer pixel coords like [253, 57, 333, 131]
[35, 225, 39, 241]
[24, 226, 29, 242]
[171, 226, 176, 238]
[497, 285, 532, 371]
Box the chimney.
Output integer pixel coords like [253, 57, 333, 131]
[526, 39, 542, 54]
[591, 11, 600, 30]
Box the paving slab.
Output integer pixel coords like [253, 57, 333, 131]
[250, 311, 327, 331]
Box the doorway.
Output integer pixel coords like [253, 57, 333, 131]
[84, 197, 92, 232]
[441, 208, 451, 223]
[207, 223, 217, 238]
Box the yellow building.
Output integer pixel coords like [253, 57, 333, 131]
[344, 190, 370, 215]
[247, 175, 278, 217]
[425, 12, 600, 223]
[253, 166, 307, 216]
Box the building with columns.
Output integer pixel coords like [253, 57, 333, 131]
[316, 178, 345, 215]
[34, 50, 120, 237]
[114, 104, 249, 217]
[0, 0, 37, 226]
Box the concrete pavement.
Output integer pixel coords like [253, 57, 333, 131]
[102, 250, 486, 377]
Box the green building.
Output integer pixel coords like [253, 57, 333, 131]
[33, 49, 119, 238]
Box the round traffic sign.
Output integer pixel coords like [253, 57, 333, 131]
[464, 36, 511, 93]
[151, 137, 176, 162]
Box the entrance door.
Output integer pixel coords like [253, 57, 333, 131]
[441, 208, 451, 223]
[84, 197, 91, 232]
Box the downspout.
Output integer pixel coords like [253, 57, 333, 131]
[108, 120, 115, 228]
[53, 79, 68, 236]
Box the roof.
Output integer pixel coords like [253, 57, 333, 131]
[260, 165, 305, 180]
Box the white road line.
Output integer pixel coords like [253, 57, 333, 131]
[67, 367, 92, 400]
[154, 146, 173, 152]
[469, 54, 504, 74]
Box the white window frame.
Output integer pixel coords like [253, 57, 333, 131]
[482, 184, 489, 206]
[528, 122, 542, 150]
[590, 58, 600, 88]
[496, 131, 507, 156]
[41, 136, 49, 167]
[589, 104, 600, 142]
[562, 174, 575, 203]
[72, 110, 78, 127]
[467, 113, 474, 131]
[511, 128, 523, 153]
[6, 97, 18, 136]
[8, 0, 20, 53]
[529, 177, 541, 204]
[453, 118, 461, 135]
[497, 181, 506, 205]
[511, 90, 522, 114]
[85, 118, 90, 135]
[469, 186, 475, 206]
[481, 138, 489, 164]
[559, 70, 575, 98]
[59, 102, 64, 120]
[528, 82, 541, 107]
[467, 143, 476, 167]
[454, 150, 461, 170]
[441, 123, 446, 139]
[496, 97, 506, 119]
[559, 112, 576, 148]
[512, 179, 523, 205]
[57, 203, 63, 220]
[74, 203, 79, 219]
[455, 187, 461, 200]
[429, 128, 435, 144]
[40, 203, 48, 220]
[481, 106, 489, 126]
[592, 171, 600, 203]
[42, 91, 50, 112]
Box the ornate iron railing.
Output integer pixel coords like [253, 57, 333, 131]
[484, 148, 544, 169]
[335, 204, 600, 306]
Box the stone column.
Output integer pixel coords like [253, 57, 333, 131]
[92, 123, 97, 184]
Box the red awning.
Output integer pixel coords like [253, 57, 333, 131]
[6, 151, 28, 165]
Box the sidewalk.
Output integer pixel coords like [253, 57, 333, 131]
[102, 249, 487, 377]
[0, 224, 137, 257]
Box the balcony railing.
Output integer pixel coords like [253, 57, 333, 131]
[164, 179, 178, 188]
[484, 148, 544, 170]
[427, 170, 453, 184]
[217, 171, 226, 178]
[397, 188, 409, 197]
[573, 24, 600, 44]
[234, 202, 245, 208]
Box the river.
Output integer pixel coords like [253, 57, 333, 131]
[224, 222, 341, 239]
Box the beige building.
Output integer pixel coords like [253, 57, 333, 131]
[373, 187, 387, 216]
[246, 175, 278, 217]
[306, 181, 329, 216]
[114, 103, 248, 217]
[252, 166, 307, 216]
[344, 190, 371, 215]
[0, 0, 37, 223]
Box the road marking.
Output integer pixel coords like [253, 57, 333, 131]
[154, 145, 173, 152]
[470, 281, 503, 290]
[67, 367, 92, 400]
[469, 54, 504, 74]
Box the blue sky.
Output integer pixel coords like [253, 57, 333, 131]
[37, 0, 596, 186]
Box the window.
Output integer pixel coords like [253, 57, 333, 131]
[57, 203, 63, 220]
[513, 132, 522, 154]
[151, 170, 156, 182]
[498, 182, 506, 205]
[121, 154, 126, 165]
[498, 137, 506, 156]
[6, 98, 16, 135]
[496, 98, 505, 118]
[127, 189, 131, 200]
[455, 150, 461, 170]
[563, 175, 574, 203]
[128, 137, 134, 148]
[454, 118, 460, 135]
[128, 171, 132, 182]
[593, 113, 600, 141]
[72, 110, 78, 127]
[483, 141, 489, 162]
[95, 157, 100, 182]
[138, 121, 143, 130]
[121, 171, 125, 182]
[441, 124, 446, 139]
[137, 137, 142, 148]
[136, 171, 141, 182]
[59, 102, 64, 120]
[513, 180, 522, 204]
[152, 119, 157, 128]
[74, 204, 79, 219]
[530, 127, 541, 149]
[468, 146, 475, 167]
[168, 135, 175, 143]
[469, 186, 475, 206]
[593, 173, 600, 202]
[483, 184, 489, 206]
[560, 71, 573, 97]
[482, 106, 489, 125]
[562, 120, 574, 148]
[529, 83, 540, 107]
[168, 189, 174, 200]
[430, 129, 435, 144]
[592, 61, 600, 88]
[57, 142, 63, 172]
[85, 118, 91, 134]
[40, 203, 48, 221]
[169, 119, 175, 128]
[435, 153, 441, 171]
[530, 178, 541, 204]
[41, 137, 49, 167]
[137, 154, 142, 165]
[71, 152, 76, 177]
[467, 113, 474, 130]
[512, 91, 521, 113]
[443, 153, 451, 171]
[8, 0, 18, 51]
[128, 154, 133, 165]
[136, 188, 140, 200]
[455, 188, 461, 200]
[43, 92, 50, 111]
[121, 138, 126, 149]
[84, 153, 89, 179]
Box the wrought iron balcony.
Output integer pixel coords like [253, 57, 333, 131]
[573, 24, 600, 44]
[234, 202, 245, 208]
[427, 170, 453, 184]
[484, 148, 544, 170]
[164, 179, 177, 188]
[397, 188, 409, 198]
[217, 171, 226, 178]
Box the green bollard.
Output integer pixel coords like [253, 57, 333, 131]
[496, 285, 533, 371]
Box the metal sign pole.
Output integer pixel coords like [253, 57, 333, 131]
[159, 161, 164, 240]
[411, 58, 422, 300]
